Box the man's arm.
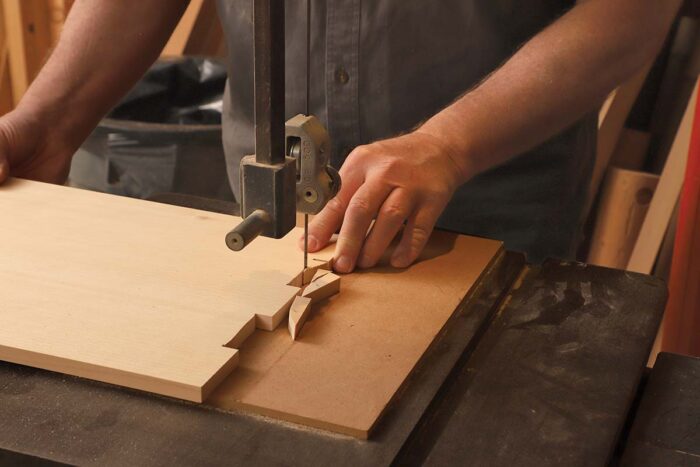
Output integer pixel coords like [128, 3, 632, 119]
[0, 0, 189, 183]
[305, 0, 682, 273]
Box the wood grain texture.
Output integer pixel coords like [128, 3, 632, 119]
[209, 232, 503, 438]
[288, 295, 312, 340]
[301, 270, 340, 302]
[0, 179, 327, 402]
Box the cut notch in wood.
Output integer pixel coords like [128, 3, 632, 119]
[287, 258, 333, 287]
[288, 295, 313, 340]
[301, 270, 341, 302]
[287, 268, 341, 340]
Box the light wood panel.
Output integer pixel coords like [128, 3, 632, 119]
[0, 178, 326, 402]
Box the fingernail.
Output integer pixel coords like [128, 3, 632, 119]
[335, 255, 353, 273]
[307, 235, 319, 251]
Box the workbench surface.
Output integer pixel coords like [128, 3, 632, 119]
[622, 352, 700, 466]
[0, 197, 667, 466]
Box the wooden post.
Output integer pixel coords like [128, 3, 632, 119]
[1, 0, 53, 106]
[0, 0, 14, 114]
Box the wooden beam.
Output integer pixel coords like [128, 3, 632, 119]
[0, 0, 14, 114]
[182, 0, 225, 56]
[585, 64, 653, 220]
[20, 0, 53, 82]
[161, 0, 225, 57]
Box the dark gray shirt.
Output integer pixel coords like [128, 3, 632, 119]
[216, 0, 596, 262]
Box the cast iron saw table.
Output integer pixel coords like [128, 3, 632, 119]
[0, 195, 668, 466]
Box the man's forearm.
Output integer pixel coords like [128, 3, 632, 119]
[16, 0, 189, 150]
[420, 0, 681, 183]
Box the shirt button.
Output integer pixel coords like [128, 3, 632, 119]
[335, 66, 350, 84]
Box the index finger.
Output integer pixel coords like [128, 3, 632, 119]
[299, 167, 363, 252]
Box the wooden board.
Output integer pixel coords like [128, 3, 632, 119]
[209, 231, 503, 438]
[0, 178, 325, 402]
[1, 178, 503, 438]
[627, 80, 699, 273]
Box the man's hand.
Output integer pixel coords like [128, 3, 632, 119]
[0, 0, 189, 186]
[298, 0, 680, 275]
[0, 112, 73, 185]
[299, 131, 467, 273]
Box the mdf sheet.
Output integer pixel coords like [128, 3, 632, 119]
[210, 231, 503, 438]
